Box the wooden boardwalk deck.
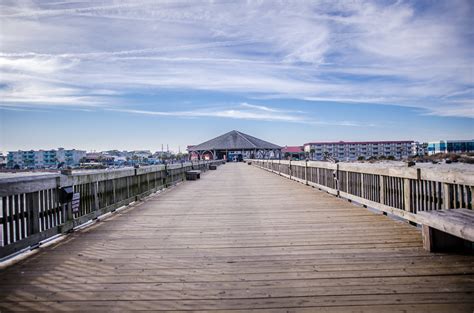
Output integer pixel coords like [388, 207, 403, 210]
[1, 163, 473, 312]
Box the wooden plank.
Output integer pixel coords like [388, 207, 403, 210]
[8, 195, 14, 244]
[26, 192, 39, 236]
[19, 194, 26, 239]
[0, 176, 59, 197]
[2, 196, 8, 246]
[417, 209, 474, 242]
[13, 194, 20, 242]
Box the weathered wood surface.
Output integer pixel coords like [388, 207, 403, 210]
[251, 159, 473, 222]
[418, 209, 474, 242]
[0, 163, 473, 312]
[0, 161, 225, 259]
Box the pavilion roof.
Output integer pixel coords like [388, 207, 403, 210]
[188, 130, 281, 151]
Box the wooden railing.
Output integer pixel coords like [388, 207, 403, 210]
[0, 160, 224, 259]
[250, 159, 473, 224]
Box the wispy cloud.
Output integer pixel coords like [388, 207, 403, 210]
[108, 103, 366, 127]
[108, 104, 304, 123]
[0, 0, 472, 117]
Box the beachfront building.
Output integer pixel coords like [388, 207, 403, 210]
[282, 146, 305, 160]
[7, 148, 86, 169]
[427, 140, 474, 155]
[412, 142, 428, 156]
[187, 130, 281, 161]
[304, 140, 414, 161]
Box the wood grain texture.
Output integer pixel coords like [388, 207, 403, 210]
[418, 209, 474, 241]
[0, 163, 473, 312]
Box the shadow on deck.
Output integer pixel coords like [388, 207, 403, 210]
[1, 163, 473, 312]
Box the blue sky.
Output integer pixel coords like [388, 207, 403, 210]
[0, 0, 473, 152]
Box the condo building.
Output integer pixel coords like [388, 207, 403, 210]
[7, 148, 86, 169]
[303, 141, 414, 161]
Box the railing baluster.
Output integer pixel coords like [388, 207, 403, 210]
[2, 196, 8, 245]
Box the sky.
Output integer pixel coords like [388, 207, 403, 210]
[0, 0, 473, 153]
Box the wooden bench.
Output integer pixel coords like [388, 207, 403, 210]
[417, 209, 474, 252]
[185, 170, 201, 181]
[209, 165, 217, 170]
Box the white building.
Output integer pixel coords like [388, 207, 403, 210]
[0, 153, 7, 168]
[7, 148, 86, 169]
[412, 142, 428, 156]
[303, 141, 414, 161]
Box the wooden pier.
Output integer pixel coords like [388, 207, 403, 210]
[1, 163, 473, 312]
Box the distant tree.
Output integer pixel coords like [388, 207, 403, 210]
[357, 156, 365, 161]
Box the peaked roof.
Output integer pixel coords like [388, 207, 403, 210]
[188, 130, 281, 151]
[282, 146, 304, 153]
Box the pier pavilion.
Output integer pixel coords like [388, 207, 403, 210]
[187, 130, 282, 161]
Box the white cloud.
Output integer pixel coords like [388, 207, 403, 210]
[108, 105, 304, 123]
[0, 0, 472, 117]
[108, 103, 366, 127]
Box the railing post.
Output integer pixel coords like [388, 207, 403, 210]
[304, 160, 308, 185]
[443, 183, 451, 210]
[135, 168, 140, 201]
[92, 181, 99, 211]
[126, 177, 131, 199]
[65, 202, 73, 223]
[112, 179, 116, 204]
[164, 164, 169, 188]
[380, 175, 385, 205]
[289, 160, 292, 179]
[346, 171, 350, 194]
[470, 186, 474, 210]
[403, 178, 411, 213]
[26, 192, 40, 235]
[147, 172, 151, 193]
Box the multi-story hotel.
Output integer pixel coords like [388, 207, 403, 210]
[7, 148, 86, 169]
[303, 141, 414, 161]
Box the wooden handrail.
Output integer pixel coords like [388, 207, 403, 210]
[249, 159, 473, 225]
[0, 160, 224, 259]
